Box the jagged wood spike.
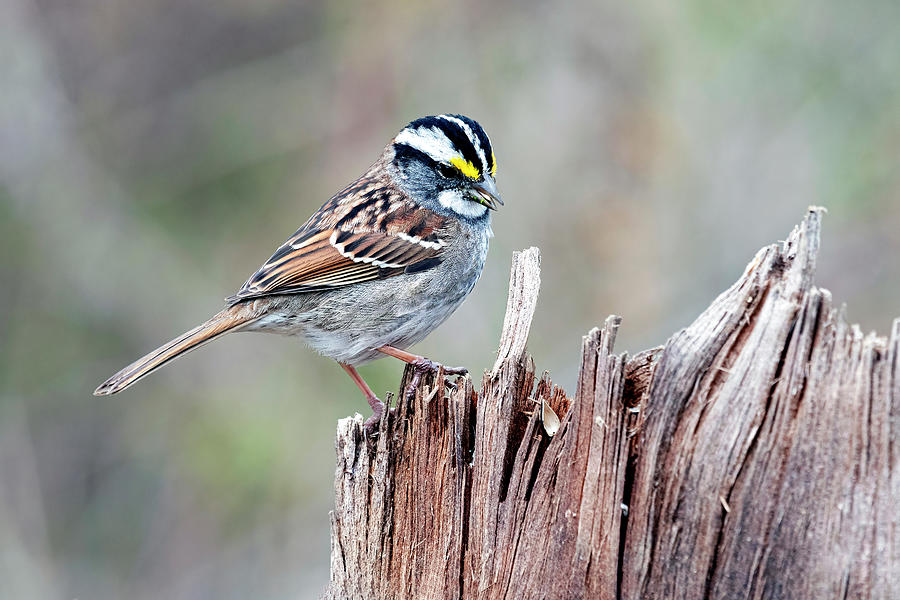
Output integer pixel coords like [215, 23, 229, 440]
[326, 209, 898, 599]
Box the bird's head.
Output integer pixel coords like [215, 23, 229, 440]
[389, 114, 501, 220]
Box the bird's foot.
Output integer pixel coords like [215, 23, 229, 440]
[363, 396, 387, 436]
[404, 358, 468, 401]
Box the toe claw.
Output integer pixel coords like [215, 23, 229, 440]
[363, 398, 386, 436]
[364, 405, 396, 436]
[402, 357, 469, 399]
[363, 415, 380, 436]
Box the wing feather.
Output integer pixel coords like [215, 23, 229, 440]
[227, 189, 451, 304]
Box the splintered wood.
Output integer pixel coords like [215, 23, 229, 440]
[325, 211, 899, 599]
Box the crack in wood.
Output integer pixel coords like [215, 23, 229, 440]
[325, 210, 899, 600]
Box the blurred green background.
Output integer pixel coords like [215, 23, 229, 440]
[2, 0, 898, 597]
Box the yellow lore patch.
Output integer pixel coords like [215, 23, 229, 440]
[491, 151, 497, 177]
[450, 156, 481, 180]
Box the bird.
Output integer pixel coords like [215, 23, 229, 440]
[94, 114, 501, 430]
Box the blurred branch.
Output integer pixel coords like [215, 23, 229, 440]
[327, 208, 897, 599]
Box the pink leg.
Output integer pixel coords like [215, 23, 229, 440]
[339, 362, 384, 431]
[377, 345, 468, 400]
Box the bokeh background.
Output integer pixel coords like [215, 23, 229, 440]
[2, 0, 898, 597]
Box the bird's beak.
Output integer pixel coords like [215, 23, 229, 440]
[471, 175, 503, 210]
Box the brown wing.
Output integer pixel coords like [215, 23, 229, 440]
[227, 185, 450, 304]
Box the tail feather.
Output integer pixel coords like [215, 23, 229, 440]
[94, 306, 258, 396]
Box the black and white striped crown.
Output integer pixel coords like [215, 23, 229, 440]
[393, 114, 496, 181]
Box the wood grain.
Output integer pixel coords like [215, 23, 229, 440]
[325, 210, 899, 599]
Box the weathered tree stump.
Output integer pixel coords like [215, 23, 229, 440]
[325, 208, 899, 599]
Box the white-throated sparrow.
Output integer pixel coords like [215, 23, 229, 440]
[95, 114, 501, 428]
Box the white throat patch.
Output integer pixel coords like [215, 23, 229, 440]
[437, 189, 488, 219]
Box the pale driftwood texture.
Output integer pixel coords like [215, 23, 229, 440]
[325, 209, 899, 599]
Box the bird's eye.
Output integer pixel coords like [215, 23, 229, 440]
[435, 163, 456, 179]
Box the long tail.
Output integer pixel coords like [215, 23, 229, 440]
[94, 305, 259, 396]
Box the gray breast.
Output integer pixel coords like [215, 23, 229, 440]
[246, 219, 491, 365]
